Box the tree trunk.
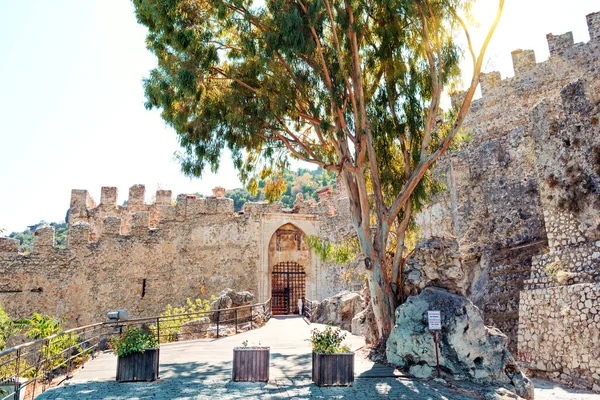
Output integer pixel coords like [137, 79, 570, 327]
[353, 223, 396, 339]
[365, 257, 396, 339]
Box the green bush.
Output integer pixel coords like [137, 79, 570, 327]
[309, 326, 351, 354]
[154, 296, 216, 343]
[111, 327, 158, 357]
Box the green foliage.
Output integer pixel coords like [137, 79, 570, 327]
[10, 313, 82, 379]
[309, 326, 351, 354]
[0, 304, 19, 351]
[8, 220, 68, 252]
[154, 296, 216, 343]
[306, 236, 359, 265]
[226, 167, 336, 211]
[111, 327, 158, 357]
[132, 0, 461, 204]
[17, 313, 62, 340]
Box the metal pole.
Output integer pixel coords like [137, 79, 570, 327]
[14, 348, 21, 400]
[216, 311, 220, 339]
[235, 309, 238, 334]
[156, 317, 161, 345]
[66, 333, 73, 380]
[433, 331, 441, 378]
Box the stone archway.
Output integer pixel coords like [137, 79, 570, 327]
[266, 223, 312, 313]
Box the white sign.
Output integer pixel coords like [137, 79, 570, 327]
[428, 311, 441, 330]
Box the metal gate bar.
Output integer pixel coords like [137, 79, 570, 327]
[272, 262, 306, 315]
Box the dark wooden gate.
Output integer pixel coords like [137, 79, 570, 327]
[272, 262, 306, 315]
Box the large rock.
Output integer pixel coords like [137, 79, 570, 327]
[311, 291, 364, 331]
[386, 287, 534, 400]
[351, 303, 375, 344]
[210, 288, 254, 323]
[403, 238, 470, 297]
[210, 288, 254, 310]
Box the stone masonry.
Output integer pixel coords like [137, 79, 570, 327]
[0, 180, 355, 327]
[415, 11, 600, 368]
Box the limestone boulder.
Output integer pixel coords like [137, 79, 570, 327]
[210, 288, 254, 310]
[386, 287, 534, 400]
[403, 237, 470, 297]
[209, 288, 255, 323]
[311, 291, 365, 331]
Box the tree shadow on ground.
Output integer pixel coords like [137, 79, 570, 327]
[36, 358, 483, 400]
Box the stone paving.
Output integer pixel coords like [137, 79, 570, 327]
[35, 316, 600, 399]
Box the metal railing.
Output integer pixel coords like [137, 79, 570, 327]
[0, 298, 272, 400]
[0, 322, 105, 400]
[302, 298, 314, 320]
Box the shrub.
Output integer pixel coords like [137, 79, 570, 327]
[111, 327, 158, 357]
[309, 326, 351, 354]
[154, 296, 216, 343]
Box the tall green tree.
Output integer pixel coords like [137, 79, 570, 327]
[132, 0, 503, 339]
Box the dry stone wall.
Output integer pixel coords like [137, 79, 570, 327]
[0, 183, 353, 328]
[415, 11, 600, 355]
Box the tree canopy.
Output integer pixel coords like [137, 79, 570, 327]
[133, 0, 503, 339]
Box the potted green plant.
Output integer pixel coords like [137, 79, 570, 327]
[310, 326, 354, 386]
[232, 340, 270, 382]
[111, 327, 159, 382]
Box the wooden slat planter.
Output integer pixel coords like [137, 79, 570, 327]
[232, 347, 270, 382]
[312, 352, 354, 386]
[116, 348, 160, 382]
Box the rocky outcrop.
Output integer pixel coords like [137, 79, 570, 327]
[210, 288, 254, 310]
[403, 238, 470, 297]
[210, 288, 254, 323]
[386, 287, 534, 400]
[311, 291, 364, 331]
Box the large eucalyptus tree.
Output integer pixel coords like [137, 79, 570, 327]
[132, 0, 503, 339]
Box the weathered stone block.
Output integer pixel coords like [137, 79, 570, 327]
[128, 184, 145, 205]
[155, 190, 172, 206]
[102, 216, 121, 236]
[547, 32, 574, 56]
[0, 238, 19, 252]
[511, 49, 536, 75]
[101, 187, 118, 205]
[68, 221, 90, 246]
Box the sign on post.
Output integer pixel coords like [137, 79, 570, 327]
[428, 311, 441, 330]
[428, 310, 442, 378]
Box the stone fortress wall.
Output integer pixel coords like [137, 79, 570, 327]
[0, 181, 358, 327]
[415, 11, 600, 389]
[0, 10, 599, 391]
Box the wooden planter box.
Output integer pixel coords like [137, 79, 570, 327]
[232, 347, 270, 382]
[116, 348, 159, 382]
[312, 352, 354, 386]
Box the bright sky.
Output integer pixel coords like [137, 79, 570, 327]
[0, 1, 598, 233]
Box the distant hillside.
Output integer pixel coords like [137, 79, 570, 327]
[226, 167, 336, 212]
[9, 221, 68, 253]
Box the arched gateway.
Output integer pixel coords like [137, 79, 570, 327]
[267, 223, 311, 314]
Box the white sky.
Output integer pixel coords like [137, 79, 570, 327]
[0, 0, 598, 233]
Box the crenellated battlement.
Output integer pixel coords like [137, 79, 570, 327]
[63, 184, 238, 246]
[450, 11, 600, 131]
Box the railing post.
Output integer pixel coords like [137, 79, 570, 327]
[66, 332, 73, 380]
[156, 317, 161, 345]
[251, 306, 254, 330]
[14, 348, 21, 400]
[235, 309, 238, 334]
[216, 311, 220, 339]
